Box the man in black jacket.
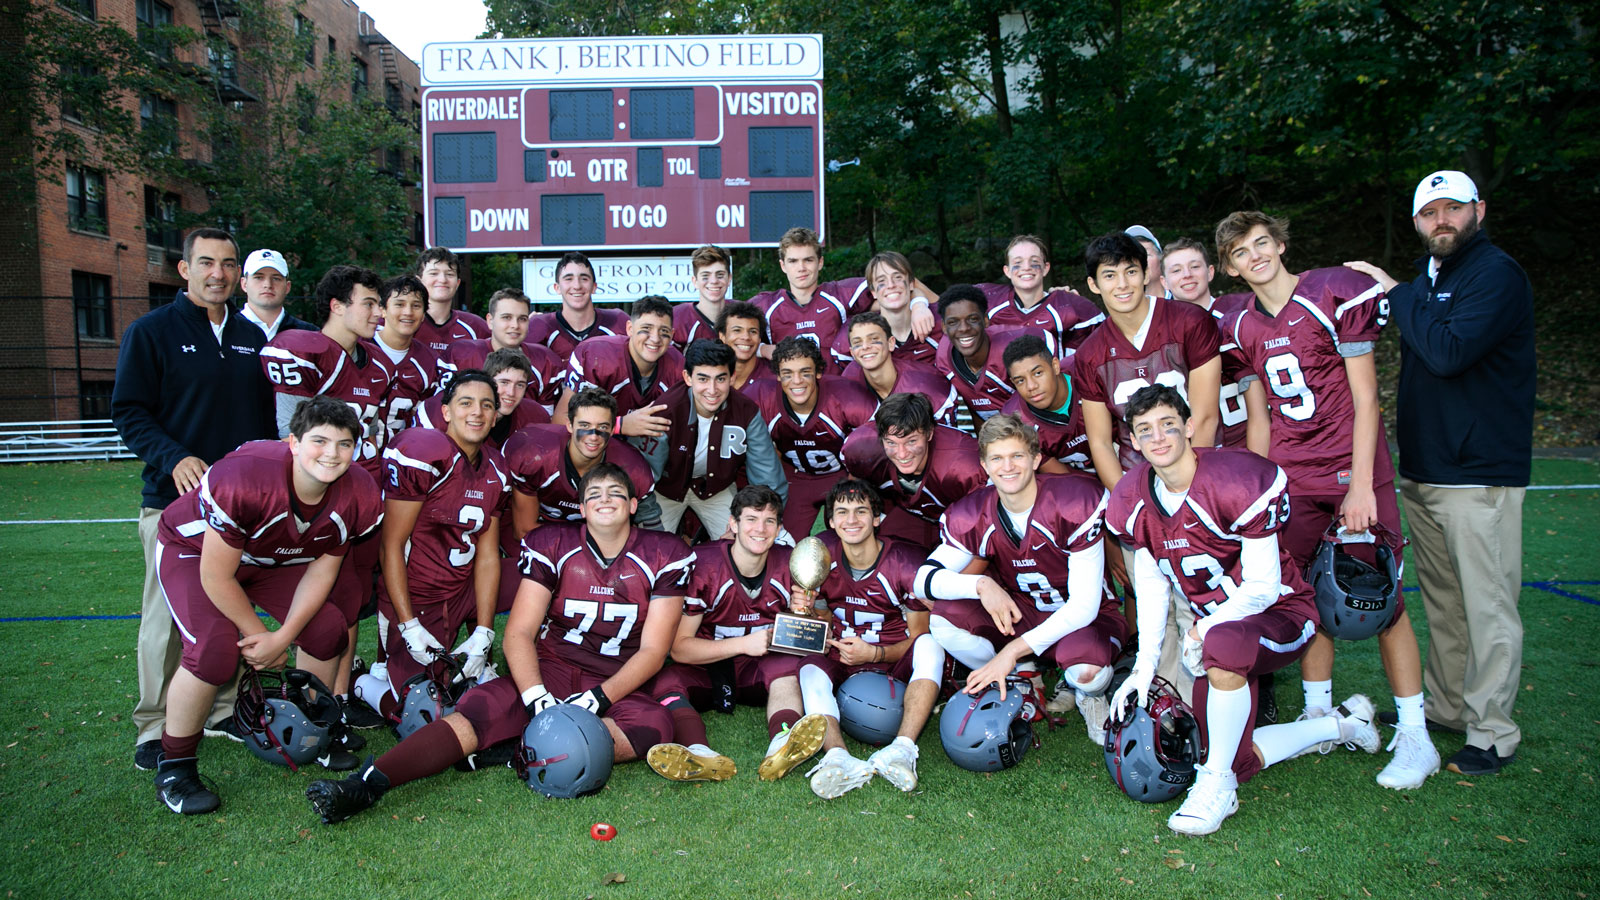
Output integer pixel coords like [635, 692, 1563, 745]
[1345, 170, 1534, 777]
[112, 227, 276, 772]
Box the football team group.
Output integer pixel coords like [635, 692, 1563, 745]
[111, 169, 1534, 838]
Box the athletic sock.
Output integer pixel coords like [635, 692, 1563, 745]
[1253, 718, 1341, 768]
[767, 708, 801, 739]
[1394, 692, 1425, 730]
[161, 731, 202, 761]
[928, 616, 997, 671]
[374, 718, 464, 787]
[668, 706, 708, 747]
[1302, 679, 1333, 713]
[1202, 683, 1250, 778]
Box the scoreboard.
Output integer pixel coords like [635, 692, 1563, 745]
[419, 35, 825, 253]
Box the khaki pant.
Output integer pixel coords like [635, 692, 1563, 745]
[657, 485, 737, 541]
[133, 507, 236, 744]
[1121, 543, 1195, 706]
[1400, 481, 1524, 756]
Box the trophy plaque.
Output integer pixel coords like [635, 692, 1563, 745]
[770, 536, 833, 656]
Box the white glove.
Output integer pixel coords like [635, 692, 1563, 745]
[1110, 666, 1155, 718]
[521, 684, 557, 717]
[398, 617, 446, 666]
[452, 626, 495, 680]
[1181, 632, 1207, 678]
[563, 687, 611, 715]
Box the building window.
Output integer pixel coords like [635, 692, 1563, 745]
[295, 84, 317, 134]
[295, 14, 315, 65]
[328, 36, 336, 55]
[59, 63, 100, 124]
[73, 271, 113, 339]
[80, 380, 115, 419]
[385, 80, 402, 112]
[66, 164, 106, 234]
[58, 0, 95, 19]
[352, 58, 368, 99]
[136, 0, 173, 59]
[149, 282, 175, 309]
[413, 213, 425, 248]
[140, 95, 178, 155]
[144, 187, 181, 253]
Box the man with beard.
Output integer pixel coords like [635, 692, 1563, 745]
[1343, 170, 1534, 778]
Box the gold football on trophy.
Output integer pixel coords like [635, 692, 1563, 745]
[789, 535, 833, 592]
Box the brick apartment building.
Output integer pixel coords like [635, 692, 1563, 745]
[0, 0, 424, 423]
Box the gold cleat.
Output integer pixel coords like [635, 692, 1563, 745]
[647, 743, 737, 782]
[757, 714, 827, 782]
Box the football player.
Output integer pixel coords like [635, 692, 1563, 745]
[354, 372, 509, 721]
[642, 340, 789, 538]
[914, 414, 1121, 745]
[438, 288, 564, 411]
[646, 486, 825, 783]
[371, 275, 443, 444]
[827, 251, 940, 370]
[1000, 334, 1088, 472]
[1107, 385, 1381, 835]
[718, 301, 777, 393]
[748, 227, 911, 363]
[154, 397, 383, 814]
[411, 349, 552, 447]
[306, 463, 691, 824]
[839, 312, 959, 425]
[412, 247, 488, 355]
[525, 252, 631, 362]
[746, 337, 879, 538]
[1161, 238, 1251, 450]
[1215, 211, 1438, 789]
[934, 285, 1056, 425]
[840, 392, 988, 548]
[798, 479, 947, 797]
[673, 245, 733, 350]
[975, 234, 1104, 354]
[554, 295, 683, 450]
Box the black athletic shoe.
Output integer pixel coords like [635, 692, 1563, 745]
[1255, 672, 1278, 727]
[1446, 744, 1515, 776]
[341, 700, 388, 730]
[203, 718, 246, 743]
[307, 758, 389, 824]
[317, 747, 360, 771]
[135, 740, 162, 771]
[337, 726, 367, 754]
[156, 756, 220, 815]
[455, 738, 518, 772]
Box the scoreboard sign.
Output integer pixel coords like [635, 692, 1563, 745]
[420, 34, 825, 253]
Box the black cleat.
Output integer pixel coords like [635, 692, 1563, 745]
[317, 748, 360, 771]
[156, 756, 220, 815]
[341, 700, 388, 730]
[203, 718, 246, 743]
[306, 758, 389, 824]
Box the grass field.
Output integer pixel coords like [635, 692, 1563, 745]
[1, 460, 1596, 899]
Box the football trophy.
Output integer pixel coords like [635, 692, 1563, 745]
[770, 536, 832, 655]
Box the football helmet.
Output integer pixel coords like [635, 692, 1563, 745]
[394, 656, 467, 741]
[939, 685, 1033, 772]
[234, 668, 346, 771]
[1103, 676, 1205, 803]
[836, 671, 907, 746]
[515, 705, 614, 799]
[1309, 523, 1406, 642]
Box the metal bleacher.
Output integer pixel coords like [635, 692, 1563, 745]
[0, 420, 135, 464]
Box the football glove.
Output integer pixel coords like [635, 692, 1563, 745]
[521, 684, 556, 718]
[563, 687, 612, 716]
[1181, 632, 1207, 678]
[1110, 666, 1155, 718]
[398, 618, 446, 666]
[452, 626, 495, 680]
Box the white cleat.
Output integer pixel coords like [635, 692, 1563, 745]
[1167, 775, 1240, 836]
[1376, 725, 1440, 790]
[807, 747, 875, 799]
[1289, 706, 1335, 758]
[1333, 694, 1381, 754]
[1076, 691, 1110, 746]
[1045, 675, 1077, 715]
[868, 737, 919, 792]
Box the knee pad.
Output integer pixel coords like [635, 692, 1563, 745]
[910, 633, 946, 686]
[1065, 662, 1111, 696]
[798, 664, 841, 719]
[354, 672, 393, 709]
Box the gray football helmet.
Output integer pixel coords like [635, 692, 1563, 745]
[516, 705, 614, 799]
[837, 671, 907, 746]
[394, 656, 467, 741]
[1309, 523, 1405, 642]
[939, 684, 1033, 772]
[234, 668, 344, 771]
[1103, 676, 1204, 803]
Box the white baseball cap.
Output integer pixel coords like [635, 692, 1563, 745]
[1124, 225, 1162, 256]
[244, 248, 289, 277]
[1412, 171, 1479, 216]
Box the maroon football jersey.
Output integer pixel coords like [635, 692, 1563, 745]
[381, 427, 510, 603]
[977, 284, 1105, 355]
[672, 302, 721, 351]
[1074, 296, 1221, 472]
[841, 423, 989, 527]
[935, 326, 1051, 423]
[409, 394, 551, 448]
[838, 358, 959, 426]
[827, 321, 940, 372]
[440, 339, 565, 407]
[1207, 293, 1253, 449]
[158, 440, 383, 567]
[749, 278, 873, 358]
[518, 524, 692, 676]
[747, 376, 879, 479]
[814, 534, 929, 646]
[414, 308, 489, 356]
[369, 338, 442, 444]
[1220, 267, 1394, 494]
[999, 356, 1090, 470]
[261, 330, 395, 477]
[734, 360, 778, 396]
[502, 423, 657, 528]
[525, 307, 632, 363]
[684, 540, 795, 639]
[940, 472, 1108, 613]
[1107, 448, 1314, 619]
[563, 334, 684, 418]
